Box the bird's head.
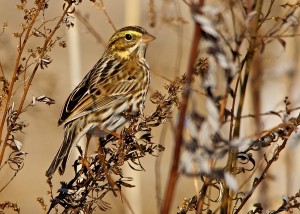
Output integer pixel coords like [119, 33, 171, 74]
[104, 26, 155, 59]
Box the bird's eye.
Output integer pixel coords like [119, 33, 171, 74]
[125, 33, 132, 41]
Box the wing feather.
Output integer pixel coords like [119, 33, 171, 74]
[58, 58, 144, 126]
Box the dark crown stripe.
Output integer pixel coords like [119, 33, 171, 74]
[116, 26, 146, 34]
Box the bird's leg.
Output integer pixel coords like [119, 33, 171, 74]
[97, 140, 118, 196]
[84, 133, 91, 158]
[81, 133, 93, 174]
[101, 127, 121, 139]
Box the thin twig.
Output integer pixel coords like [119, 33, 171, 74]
[152, 69, 206, 96]
[0, 0, 45, 145]
[224, 106, 300, 123]
[222, 1, 264, 213]
[0, 170, 19, 192]
[233, 0, 264, 138]
[233, 119, 298, 213]
[74, 11, 106, 47]
[173, 0, 183, 76]
[0, 2, 72, 166]
[258, 0, 275, 29]
[97, 0, 117, 31]
[120, 191, 135, 214]
[237, 142, 276, 191]
[229, 75, 241, 140]
[155, 122, 168, 213]
[196, 177, 211, 213]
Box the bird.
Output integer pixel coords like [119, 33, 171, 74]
[46, 26, 155, 177]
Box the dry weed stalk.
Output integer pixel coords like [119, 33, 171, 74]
[1, 0, 300, 214]
[175, 1, 300, 214]
[0, 0, 86, 212]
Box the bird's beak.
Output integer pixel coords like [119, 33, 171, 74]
[140, 33, 156, 43]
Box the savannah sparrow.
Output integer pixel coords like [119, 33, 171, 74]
[46, 26, 155, 177]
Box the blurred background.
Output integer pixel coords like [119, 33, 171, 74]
[0, 0, 300, 213]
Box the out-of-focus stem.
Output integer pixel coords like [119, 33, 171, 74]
[161, 1, 204, 213]
[221, 1, 264, 213]
[234, 0, 263, 138]
[75, 11, 106, 47]
[68, 18, 81, 89]
[233, 114, 300, 213]
[196, 177, 211, 213]
[251, 53, 269, 207]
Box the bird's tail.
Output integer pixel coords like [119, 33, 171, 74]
[46, 123, 76, 177]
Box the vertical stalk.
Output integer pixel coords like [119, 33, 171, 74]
[221, 0, 264, 213]
[161, 1, 204, 213]
[0, 1, 45, 143]
[251, 54, 269, 207]
[0, 2, 72, 166]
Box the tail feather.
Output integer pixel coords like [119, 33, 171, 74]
[46, 122, 98, 177]
[58, 136, 75, 176]
[46, 123, 76, 177]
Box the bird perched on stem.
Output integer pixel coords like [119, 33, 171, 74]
[46, 26, 155, 177]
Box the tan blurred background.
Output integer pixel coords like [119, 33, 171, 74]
[1, 0, 300, 213]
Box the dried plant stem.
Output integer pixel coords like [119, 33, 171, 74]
[221, 1, 264, 213]
[258, 0, 275, 29]
[155, 122, 168, 212]
[229, 106, 300, 121]
[0, 2, 72, 166]
[237, 142, 276, 191]
[161, 1, 204, 213]
[0, 0, 45, 167]
[234, 0, 263, 140]
[0, 1, 44, 143]
[219, 94, 228, 123]
[120, 191, 135, 214]
[233, 115, 299, 213]
[173, 0, 183, 76]
[286, 22, 300, 196]
[229, 75, 241, 141]
[196, 177, 211, 213]
[251, 54, 268, 207]
[98, 0, 117, 31]
[0, 170, 18, 192]
[74, 11, 106, 47]
[97, 140, 117, 196]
